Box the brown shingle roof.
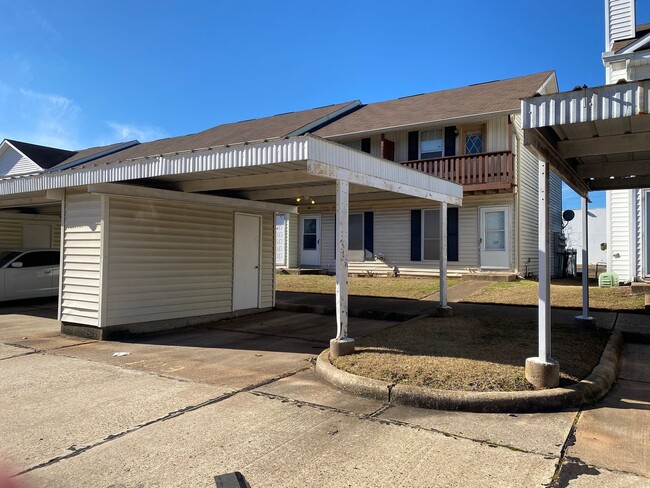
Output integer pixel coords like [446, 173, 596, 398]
[313, 71, 555, 138]
[52, 141, 136, 169]
[612, 22, 650, 52]
[79, 102, 358, 168]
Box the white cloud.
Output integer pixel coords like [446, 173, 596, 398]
[106, 122, 167, 143]
[0, 85, 82, 149]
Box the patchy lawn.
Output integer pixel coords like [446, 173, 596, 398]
[276, 274, 459, 300]
[464, 279, 644, 311]
[333, 315, 610, 392]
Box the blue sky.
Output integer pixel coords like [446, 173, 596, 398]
[2, 1, 649, 208]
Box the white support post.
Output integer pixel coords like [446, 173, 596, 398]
[525, 157, 559, 388]
[436, 202, 453, 317]
[575, 196, 596, 327]
[330, 179, 355, 358]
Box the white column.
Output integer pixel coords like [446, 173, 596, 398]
[575, 195, 595, 326]
[439, 202, 448, 307]
[525, 157, 559, 389]
[335, 179, 349, 340]
[538, 158, 551, 361]
[436, 202, 452, 317]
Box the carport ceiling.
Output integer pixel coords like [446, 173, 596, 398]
[522, 80, 650, 192]
[157, 164, 401, 205]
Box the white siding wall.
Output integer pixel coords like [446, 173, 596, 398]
[0, 147, 41, 177]
[287, 213, 298, 268]
[607, 189, 635, 282]
[334, 115, 511, 163]
[514, 114, 541, 277]
[0, 215, 60, 253]
[60, 193, 103, 326]
[104, 196, 273, 327]
[309, 194, 515, 275]
[550, 170, 563, 277]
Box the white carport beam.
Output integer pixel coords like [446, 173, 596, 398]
[306, 160, 462, 206]
[576, 159, 650, 179]
[178, 170, 323, 193]
[244, 184, 382, 201]
[87, 183, 298, 214]
[559, 133, 650, 158]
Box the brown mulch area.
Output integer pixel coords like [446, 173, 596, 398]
[332, 315, 610, 392]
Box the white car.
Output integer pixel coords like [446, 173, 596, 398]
[0, 249, 60, 301]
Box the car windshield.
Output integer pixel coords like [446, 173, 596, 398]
[0, 251, 22, 268]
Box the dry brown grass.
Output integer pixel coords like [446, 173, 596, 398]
[465, 279, 644, 311]
[333, 315, 609, 392]
[276, 274, 459, 300]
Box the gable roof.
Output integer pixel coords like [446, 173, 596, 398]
[77, 101, 360, 169]
[612, 22, 650, 52]
[313, 71, 556, 138]
[6, 140, 76, 169]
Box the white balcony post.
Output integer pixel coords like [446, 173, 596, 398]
[436, 201, 453, 317]
[575, 195, 595, 327]
[525, 157, 559, 388]
[330, 179, 355, 358]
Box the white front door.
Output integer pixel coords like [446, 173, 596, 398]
[233, 213, 261, 311]
[300, 214, 320, 266]
[479, 206, 510, 269]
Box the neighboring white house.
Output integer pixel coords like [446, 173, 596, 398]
[564, 208, 608, 266]
[603, 0, 650, 282]
[276, 72, 564, 278]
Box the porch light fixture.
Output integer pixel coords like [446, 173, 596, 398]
[296, 196, 315, 205]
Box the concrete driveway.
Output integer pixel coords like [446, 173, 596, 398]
[0, 300, 647, 487]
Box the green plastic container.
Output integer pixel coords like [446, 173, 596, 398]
[598, 272, 619, 288]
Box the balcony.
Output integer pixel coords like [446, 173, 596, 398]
[400, 150, 514, 193]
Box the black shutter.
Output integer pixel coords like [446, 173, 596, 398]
[408, 131, 419, 161]
[444, 126, 456, 156]
[361, 138, 371, 154]
[364, 212, 374, 255]
[447, 207, 459, 262]
[410, 209, 421, 261]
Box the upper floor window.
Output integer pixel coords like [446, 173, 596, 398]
[420, 130, 443, 159]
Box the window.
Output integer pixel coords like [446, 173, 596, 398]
[420, 130, 443, 159]
[462, 126, 485, 155]
[302, 218, 318, 250]
[0, 251, 21, 268]
[349, 214, 364, 251]
[422, 209, 440, 261]
[16, 251, 60, 268]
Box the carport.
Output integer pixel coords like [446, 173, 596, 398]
[0, 135, 462, 354]
[521, 80, 650, 386]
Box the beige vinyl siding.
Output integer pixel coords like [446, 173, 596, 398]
[549, 170, 563, 277]
[608, 189, 635, 282]
[60, 193, 102, 326]
[0, 215, 61, 253]
[105, 197, 234, 326]
[0, 147, 41, 176]
[514, 114, 540, 277]
[333, 115, 511, 163]
[287, 213, 298, 268]
[0, 220, 23, 252]
[312, 194, 515, 275]
[260, 212, 274, 308]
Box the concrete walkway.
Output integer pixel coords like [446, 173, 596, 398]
[0, 299, 648, 487]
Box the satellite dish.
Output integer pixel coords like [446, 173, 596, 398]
[563, 210, 575, 222]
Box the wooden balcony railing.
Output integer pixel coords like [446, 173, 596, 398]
[401, 150, 514, 192]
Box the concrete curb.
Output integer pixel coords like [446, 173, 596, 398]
[315, 331, 624, 413]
